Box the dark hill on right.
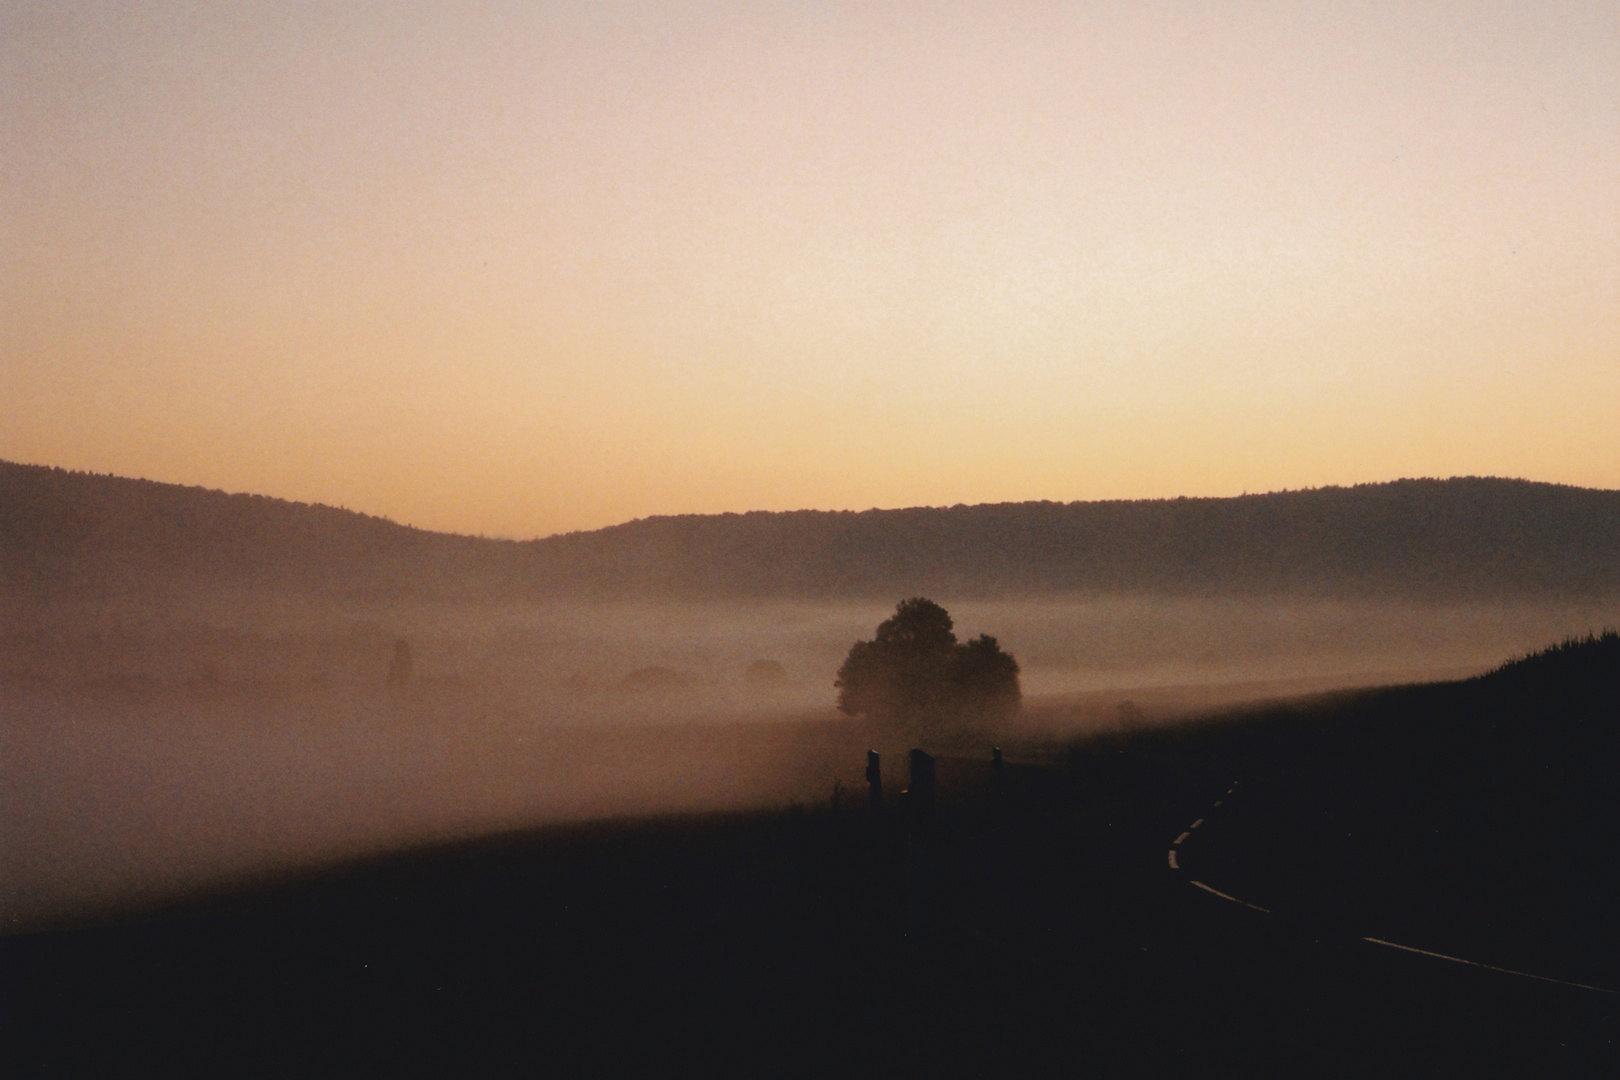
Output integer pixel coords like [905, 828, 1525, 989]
[1156, 629, 1620, 995]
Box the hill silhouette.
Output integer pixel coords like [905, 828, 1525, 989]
[3, 460, 1618, 603]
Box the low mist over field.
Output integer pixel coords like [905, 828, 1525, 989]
[7, 592, 1615, 709]
[4, 464, 1618, 931]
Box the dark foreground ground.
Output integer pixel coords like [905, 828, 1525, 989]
[6, 661, 1620, 1077]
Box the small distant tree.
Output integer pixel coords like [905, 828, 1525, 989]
[835, 598, 1020, 743]
[620, 666, 692, 692]
[745, 659, 788, 685]
[386, 638, 413, 687]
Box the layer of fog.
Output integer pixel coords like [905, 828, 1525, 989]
[4, 593, 1615, 933]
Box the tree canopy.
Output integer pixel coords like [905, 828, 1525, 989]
[834, 598, 1020, 741]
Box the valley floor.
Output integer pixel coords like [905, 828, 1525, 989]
[6, 678, 1617, 1076]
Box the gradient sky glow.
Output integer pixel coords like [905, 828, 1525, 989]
[3, 1, 1617, 537]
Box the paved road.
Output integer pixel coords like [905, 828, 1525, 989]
[1168, 778, 1617, 994]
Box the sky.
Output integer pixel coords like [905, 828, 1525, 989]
[3, 1, 1616, 538]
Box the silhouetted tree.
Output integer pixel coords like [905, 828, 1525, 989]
[745, 659, 788, 685]
[951, 632, 1022, 727]
[387, 638, 413, 687]
[835, 598, 1020, 742]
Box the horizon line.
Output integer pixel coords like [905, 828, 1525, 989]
[6, 458, 1616, 546]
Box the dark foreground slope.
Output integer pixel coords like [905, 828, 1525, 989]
[5, 459, 1620, 602]
[1173, 631, 1620, 988]
[5, 638, 1617, 1076]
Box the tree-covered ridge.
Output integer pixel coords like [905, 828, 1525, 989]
[4, 460, 1619, 602]
[1477, 629, 1620, 699]
[0, 462, 522, 600]
[546, 477, 1620, 600]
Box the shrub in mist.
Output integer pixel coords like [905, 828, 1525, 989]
[745, 659, 788, 685]
[620, 666, 693, 692]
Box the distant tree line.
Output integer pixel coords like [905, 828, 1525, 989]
[5, 461, 1619, 604]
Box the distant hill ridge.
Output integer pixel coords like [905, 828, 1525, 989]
[3, 460, 1618, 602]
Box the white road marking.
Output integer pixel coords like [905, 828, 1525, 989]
[1213, 801, 1223, 807]
[1361, 938, 1620, 995]
[1173, 777, 1615, 995]
[1189, 880, 1271, 914]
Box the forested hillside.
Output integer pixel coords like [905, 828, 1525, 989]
[4, 461, 1618, 603]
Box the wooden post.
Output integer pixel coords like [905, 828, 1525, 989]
[866, 750, 883, 812]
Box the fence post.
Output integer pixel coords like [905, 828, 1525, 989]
[866, 750, 884, 812]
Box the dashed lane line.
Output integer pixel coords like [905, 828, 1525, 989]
[1168, 789, 1232, 874]
[1171, 778, 1620, 995]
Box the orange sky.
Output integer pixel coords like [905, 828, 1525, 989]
[3, 2, 1616, 538]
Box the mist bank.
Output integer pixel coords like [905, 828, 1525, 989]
[6, 594, 1612, 707]
[6, 590, 1615, 933]
[0, 684, 861, 935]
[6, 462, 1620, 604]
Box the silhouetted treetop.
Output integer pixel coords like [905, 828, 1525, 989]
[873, 597, 957, 652]
[836, 599, 1020, 741]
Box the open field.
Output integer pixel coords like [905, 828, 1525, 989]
[6, 638, 1618, 1074]
[0, 600, 1583, 939]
